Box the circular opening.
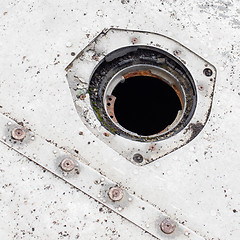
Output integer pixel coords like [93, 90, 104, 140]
[133, 153, 143, 163]
[112, 76, 182, 136]
[89, 46, 196, 142]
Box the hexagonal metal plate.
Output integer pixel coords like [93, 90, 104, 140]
[66, 28, 216, 166]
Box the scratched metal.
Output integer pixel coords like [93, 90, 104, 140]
[66, 28, 216, 165]
[0, 1, 240, 240]
[0, 113, 204, 240]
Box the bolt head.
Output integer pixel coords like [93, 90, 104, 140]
[60, 158, 76, 172]
[203, 68, 213, 77]
[11, 127, 26, 140]
[108, 187, 124, 201]
[160, 218, 176, 234]
[133, 153, 143, 163]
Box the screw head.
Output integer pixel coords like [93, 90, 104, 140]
[60, 158, 76, 172]
[203, 68, 213, 77]
[133, 153, 143, 163]
[108, 187, 124, 201]
[11, 127, 26, 140]
[160, 218, 176, 234]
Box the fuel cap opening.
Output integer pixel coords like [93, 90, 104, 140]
[89, 45, 197, 142]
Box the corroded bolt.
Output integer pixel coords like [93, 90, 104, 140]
[60, 158, 76, 172]
[108, 187, 124, 201]
[160, 218, 176, 234]
[11, 127, 26, 140]
[79, 94, 86, 100]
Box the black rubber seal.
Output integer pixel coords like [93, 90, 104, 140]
[89, 45, 197, 142]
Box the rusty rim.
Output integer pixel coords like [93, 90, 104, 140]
[103, 64, 185, 136]
[89, 45, 197, 142]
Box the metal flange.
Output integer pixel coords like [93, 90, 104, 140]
[66, 28, 216, 165]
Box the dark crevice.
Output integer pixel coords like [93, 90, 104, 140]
[112, 76, 182, 136]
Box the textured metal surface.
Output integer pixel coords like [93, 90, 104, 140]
[0, 0, 240, 240]
[0, 113, 203, 240]
[0, 144, 155, 240]
[66, 28, 216, 165]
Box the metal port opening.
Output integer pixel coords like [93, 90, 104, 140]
[89, 46, 197, 142]
[104, 65, 184, 136]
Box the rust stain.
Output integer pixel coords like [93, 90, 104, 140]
[103, 132, 110, 137]
[158, 126, 169, 134]
[80, 94, 86, 100]
[123, 70, 159, 80]
[106, 95, 118, 123]
[172, 84, 184, 109]
[148, 145, 156, 151]
[124, 70, 184, 110]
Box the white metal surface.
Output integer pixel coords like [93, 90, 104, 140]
[0, 144, 155, 240]
[66, 28, 216, 165]
[0, 114, 204, 240]
[0, 1, 240, 240]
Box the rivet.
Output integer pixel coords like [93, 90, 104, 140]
[203, 68, 213, 77]
[79, 94, 86, 100]
[60, 158, 76, 172]
[2, 136, 6, 141]
[7, 122, 12, 126]
[31, 136, 35, 141]
[160, 218, 176, 234]
[128, 197, 133, 202]
[133, 153, 143, 163]
[11, 127, 26, 141]
[108, 187, 124, 201]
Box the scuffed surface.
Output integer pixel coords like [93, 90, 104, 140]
[0, 0, 240, 239]
[0, 144, 155, 240]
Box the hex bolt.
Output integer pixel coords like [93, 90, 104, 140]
[160, 218, 176, 234]
[11, 127, 26, 140]
[133, 153, 143, 163]
[60, 158, 76, 172]
[203, 68, 213, 77]
[108, 187, 124, 201]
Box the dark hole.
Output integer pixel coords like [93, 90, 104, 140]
[112, 76, 182, 136]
